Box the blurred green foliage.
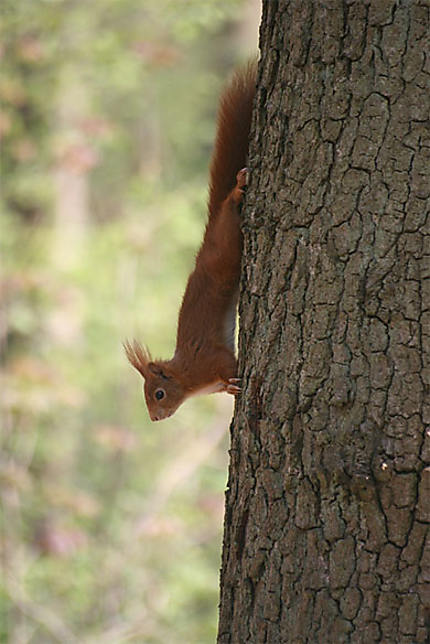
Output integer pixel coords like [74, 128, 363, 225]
[0, 1, 257, 641]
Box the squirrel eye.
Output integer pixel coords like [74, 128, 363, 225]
[155, 389, 165, 401]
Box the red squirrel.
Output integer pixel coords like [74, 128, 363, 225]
[125, 62, 256, 421]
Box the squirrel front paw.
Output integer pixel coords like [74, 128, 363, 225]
[225, 377, 241, 396]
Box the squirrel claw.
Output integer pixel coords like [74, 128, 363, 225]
[236, 167, 249, 190]
[236, 168, 249, 194]
[225, 378, 241, 396]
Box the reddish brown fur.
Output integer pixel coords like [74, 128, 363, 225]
[126, 62, 257, 420]
[208, 60, 257, 219]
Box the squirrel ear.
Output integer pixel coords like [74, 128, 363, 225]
[148, 363, 170, 380]
[148, 362, 159, 375]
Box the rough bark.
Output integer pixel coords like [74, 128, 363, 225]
[218, 1, 430, 642]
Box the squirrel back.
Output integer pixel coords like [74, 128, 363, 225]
[208, 60, 257, 219]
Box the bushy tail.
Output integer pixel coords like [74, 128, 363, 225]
[208, 60, 257, 219]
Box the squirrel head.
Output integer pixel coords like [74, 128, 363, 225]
[124, 340, 186, 421]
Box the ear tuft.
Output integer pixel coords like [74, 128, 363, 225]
[124, 339, 152, 378]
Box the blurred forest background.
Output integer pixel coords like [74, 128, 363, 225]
[0, 1, 259, 641]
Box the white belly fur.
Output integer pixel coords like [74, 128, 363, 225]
[187, 381, 225, 398]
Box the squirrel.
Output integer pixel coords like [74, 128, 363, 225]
[125, 61, 257, 421]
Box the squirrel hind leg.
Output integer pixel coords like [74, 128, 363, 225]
[231, 167, 249, 205]
[237, 167, 249, 188]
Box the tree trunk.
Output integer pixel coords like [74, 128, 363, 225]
[218, 1, 430, 642]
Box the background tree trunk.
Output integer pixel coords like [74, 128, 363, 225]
[218, 1, 430, 642]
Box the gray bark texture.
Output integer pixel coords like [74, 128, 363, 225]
[217, 1, 430, 642]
